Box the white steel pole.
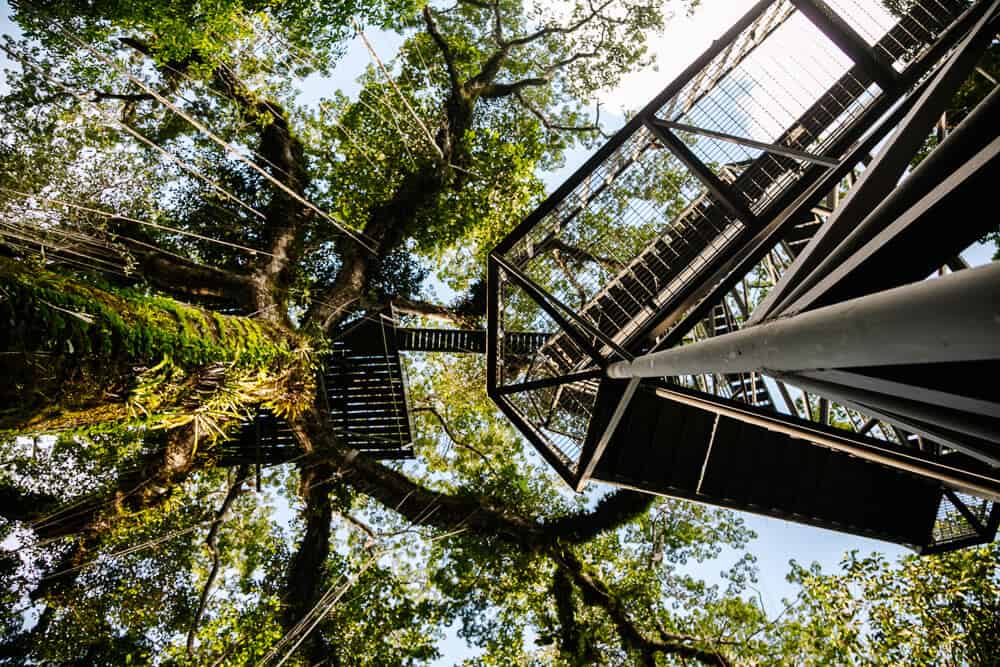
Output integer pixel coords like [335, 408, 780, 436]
[607, 261, 1000, 379]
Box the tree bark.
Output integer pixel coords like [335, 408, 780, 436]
[281, 462, 336, 663]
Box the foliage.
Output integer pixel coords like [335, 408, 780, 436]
[0, 0, 993, 665]
[781, 544, 1000, 666]
[12, 0, 420, 71]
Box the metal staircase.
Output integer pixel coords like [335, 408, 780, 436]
[488, 0, 1000, 553]
[224, 315, 551, 466]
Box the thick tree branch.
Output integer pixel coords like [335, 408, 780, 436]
[422, 6, 462, 95]
[552, 567, 595, 663]
[187, 466, 249, 655]
[540, 43, 606, 76]
[25, 426, 202, 541]
[281, 461, 335, 664]
[555, 547, 732, 667]
[503, 0, 617, 48]
[305, 165, 447, 334]
[0, 483, 60, 524]
[466, 46, 513, 94]
[292, 408, 653, 548]
[390, 296, 479, 328]
[545, 487, 654, 543]
[480, 76, 549, 99]
[120, 38, 309, 324]
[109, 231, 257, 310]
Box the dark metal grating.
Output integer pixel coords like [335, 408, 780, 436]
[224, 317, 552, 464]
[221, 409, 300, 467]
[323, 315, 415, 458]
[396, 327, 550, 355]
[924, 491, 1000, 553]
[226, 314, 418, 463]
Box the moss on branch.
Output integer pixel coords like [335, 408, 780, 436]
[0, 256, 312, 434]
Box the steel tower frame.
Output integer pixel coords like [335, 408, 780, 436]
[487, 0, 1000, 552]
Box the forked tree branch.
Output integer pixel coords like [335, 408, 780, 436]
[187, 466, 249, 655]
[412, 405, 497, 471]
[554, 547, 733, 667]
[422, 6, 462, 95]
[503, 0, 618, 48]
[291, 407, 654, 547]
[514, 91, 609, 138]
[390, 296, 479, 328]
[480, 76, 549, 98]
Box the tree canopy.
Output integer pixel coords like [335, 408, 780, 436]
[0, 0, 996, 665]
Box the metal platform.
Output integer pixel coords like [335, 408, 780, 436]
[223, 315, 551, 465]
[487, 0, 1000, 552]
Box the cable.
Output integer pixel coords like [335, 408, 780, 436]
[352, 20, 443, 162]
[0, 187, 274, 257]
[4, 38, 275, 223]
[244, 16, 410, 178]
[56, 25, 377, 254]
[0, 42, 273, 244]
[115, 123, 268, 221]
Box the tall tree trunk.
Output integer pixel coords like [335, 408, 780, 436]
[0, 255, 304, 433]
[282, 462, 336, 662]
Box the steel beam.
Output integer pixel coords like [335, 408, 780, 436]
[608, 262, 1000, 378]
[493, 0, 779, 258]
[497, 370, 603, 396]
[495, 256, 609, 367]
[493, 393, 578, 486]
[798, 368, 1000, 419]
[779, 372, 1000, 467]
[487, 256, 502, 392]
[752, 0, 1000, 324]
[943, 488, 988, 535]
[574, 378, 640, 491]
[494, 254, 633, 364]
[790, 0, 899, 91]
[652, 384, 1000, 500]
[644, 118, 759, 227]
[784, 93, 1000, 314]
[650, 118, 839, 168]
[634, 48, 948, 350]
[777, 373, 1000, 447]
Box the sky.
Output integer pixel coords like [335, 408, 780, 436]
[1, 0, 986, 661]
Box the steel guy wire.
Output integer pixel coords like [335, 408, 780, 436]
[352, 19, 444, 162]
[237, 21, 390, 177]
[119, 39, 298, 183]
[0, 186, 275, 257]
[0, 221, 126, 271]
[0, 44, 275, 244]
[55, 25, 378, 254]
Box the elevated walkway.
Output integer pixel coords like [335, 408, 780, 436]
[585, 380, 1000, 552]
[223, 316, 551, 465]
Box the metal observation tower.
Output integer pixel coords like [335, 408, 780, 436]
[485, 0, 1000, 553]
[234, 0, 999, 554]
